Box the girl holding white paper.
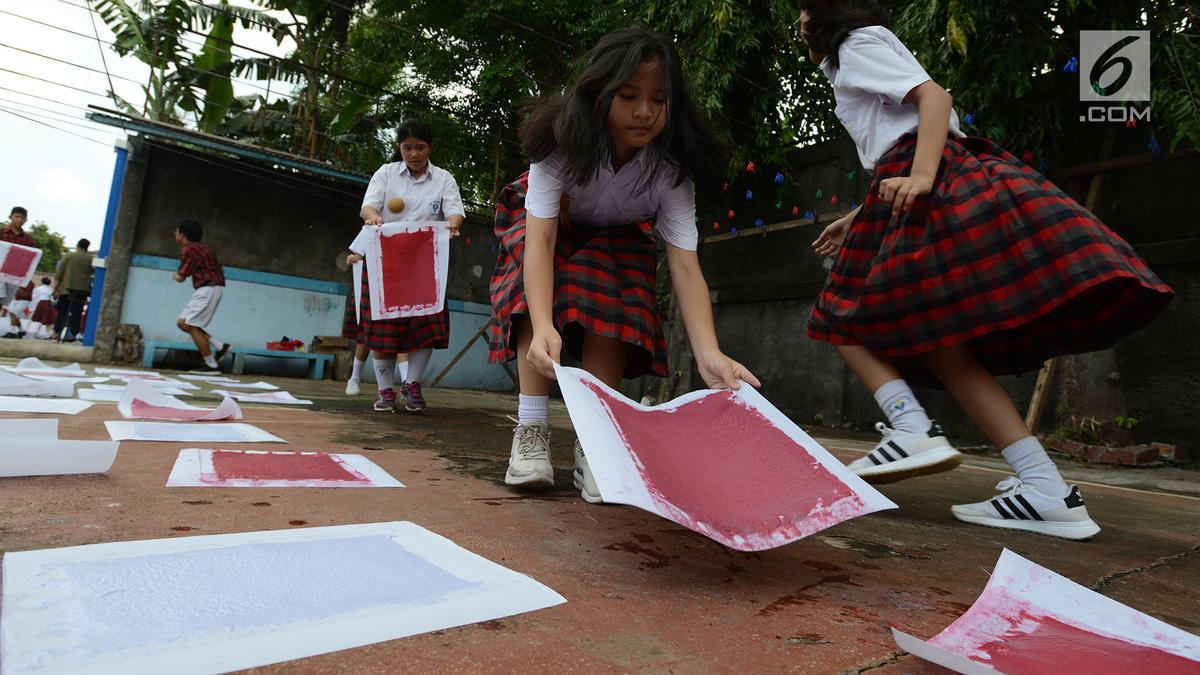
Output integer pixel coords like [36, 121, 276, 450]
[487, 28, 760, 503]
[347, 119, 464, 414]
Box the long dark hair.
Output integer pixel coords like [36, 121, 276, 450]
[389, 119, 433, 162]
[520, 27, 727, 194]
[800, 0, 891, 69]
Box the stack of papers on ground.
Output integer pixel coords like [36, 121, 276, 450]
[0, 418, 118, 477]
[0, 522, 564, 673]
[893, 549, 1200, 673]
[116, 380, 241, 421]
[166, 449, 402, 487]
[554, 364, 896, 551]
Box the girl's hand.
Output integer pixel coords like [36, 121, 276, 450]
[527, 326, 563, 380]
[364, 216, 384, 226]
[346, 253, 364, 265]
[812, 214, 853, 257]
[877, 174, 934, 216]
[697, 350, 762, 390]
[448, 221, 461, 238]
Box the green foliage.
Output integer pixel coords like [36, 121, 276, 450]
[24, 222, 67, 273]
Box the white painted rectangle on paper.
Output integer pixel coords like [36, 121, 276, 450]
[893, 549, 1200, 673]
[0, 439, 119, 478]
[0, 370, 74, 398]
[165, 449, 402, 488]
[104, 421, 287, 443]
[553, 363, 896, 551]
[1, 522, 565, 674]
[211, 390, 311, 405]
[116, 380, 241, 421]
[0, 396, 92, 415]
[0, 419, 58, 439]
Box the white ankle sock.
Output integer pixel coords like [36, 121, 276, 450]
[203, 354, 218, 368]
[351, 358, 365, 382]
[209, 337, 224, 351]
[407, 348, 432, 384]
[374, 358, 396, 392]
[1002, 436, 1070, 497]
[397, 359, 409, 383]
[873, 379, 932, 434]
[518, 394, 549, 426]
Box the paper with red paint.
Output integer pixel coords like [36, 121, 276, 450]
[104, 420, 287, 443]
[0, 395, 92, 415]
[211, 389, 311, 405]
[166, 448, 403, 487]
[893, 549, 1200, 674]
[553, 364, 897, 551]
[0, 241, 42, 286]
[1, 521, 565, 674]
[362, 222, 449, 319]
[116, 380, 242, 421]
[0, 369, 75, 398]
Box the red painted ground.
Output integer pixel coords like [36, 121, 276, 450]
[380, 229, 437, 309]
[209, 451, 366, 483]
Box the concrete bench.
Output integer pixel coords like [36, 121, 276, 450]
[141, 340, 333, 380]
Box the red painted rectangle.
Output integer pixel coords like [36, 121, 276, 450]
[0, 246, 37, 277]
[210, 450, 368, 483]
[583, 381, 860, 542]
[380, 229, 438, 309]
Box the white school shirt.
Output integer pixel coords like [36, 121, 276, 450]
[819, 26, 964, 171]
[31, 285, 52, 304]
[525, 148, 699, 251]
[351, 160, 466, 254]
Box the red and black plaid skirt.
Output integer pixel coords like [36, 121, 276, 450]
[809, 134, 1173, 385]
[357, 272, 450, 353]
[340, 286, 360, 341]
[487, 174, 668, 379]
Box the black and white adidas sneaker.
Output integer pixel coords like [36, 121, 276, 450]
[847, 421, 962, 484]
[951, 478, 1101, 540]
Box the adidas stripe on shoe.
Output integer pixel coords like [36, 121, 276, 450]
[951, 477, 1101, 541]
[847, 421, 962, 484]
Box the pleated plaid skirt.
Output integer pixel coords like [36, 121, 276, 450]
[808, 134, 1174, 384]
[341, 286, 360, 341]
[487, 173, 668, 379]
[357, 272, 450, 353]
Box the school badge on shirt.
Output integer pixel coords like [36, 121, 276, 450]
[429, 202, 442, 215]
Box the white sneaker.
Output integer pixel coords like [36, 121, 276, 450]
[952, 477, 1101, 540]
[848, 421, 962, 484]
[572, 439, 603, 504]
[344, 379, 361, 396]
[504, 422, 553, 487]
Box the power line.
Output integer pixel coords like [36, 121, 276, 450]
[0, 95, 124, 134]
[0, 106, 112, 147]
[0, 66, 113, 99]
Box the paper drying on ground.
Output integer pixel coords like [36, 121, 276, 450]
[0, 241, 43, 286]
[892, 548, 1200, 674]
[116, 380, 241, 421]
[0, 370, 74, 398]
[1, 439, 118, 478]
[211, 389, 311, 405]
[0, 396, 92, 415]
[554, 364, 897, 551]
[105, 421, 286, 443]
[209, 380, 279, 391]
[0, 521, 565, 674]
[359, 222, 449, 319]
[0, 419, 58, 439]
[12, 358, 82, 373]
[92, 383, 194, 397]
[166, 449, 402, 488]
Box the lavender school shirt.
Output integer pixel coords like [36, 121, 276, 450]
[525, 148, 699, 251]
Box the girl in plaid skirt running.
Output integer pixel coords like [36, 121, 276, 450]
[487, 27, 760, 502]
[798, 1, 1173, 540]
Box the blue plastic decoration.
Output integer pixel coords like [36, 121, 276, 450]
[1038, 160, 1049, 173]
[490, 245, 497, 252]
[851, 201, 859, 210]
[804, 210, 815, 221]
[1063, 56, 1078, 73]
[1148, 137, 1162, 155]
[754, 218, 765, 228]
[745, 190, 753, 200]
[774, 172, 785, 184]
[731, 227, 738, 234]
[963, 112, 975, 125]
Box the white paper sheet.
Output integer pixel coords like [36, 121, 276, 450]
[91, 383, 193, 396]
[364, 222, 450, 320]
[210, 380, 279, 391]
[166, 449, 403, 487]
[353, 258, 362, 324]
[0, 241, 43, 286]
[210, 389, 311, 405]
[0, 396, 92, 415]
[1, 521, 565, 674]
[0, 419, 58, 439]
[0, 370, 74, 397]
[114, 374, 198, 389]
[94, 368, 162, 377]
[116, 380, 242, 421]
[13, 357, 83, 372]
[77, 388, 122, 402]
[553, 363, 897, 551]
[893, 549, 1200, 673]
[178, 373, 241, 383]
[1, 439, 119, 478]
[104, 421, 287, 443]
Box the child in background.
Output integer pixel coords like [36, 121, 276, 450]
[798, 0, 1172, 539]
[172, 219, 233, 372]
[341, 283, 409, 395]
[347, 119, 464, 412]
[28, 277, 55, 339]
[487, 27, 759, 502]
